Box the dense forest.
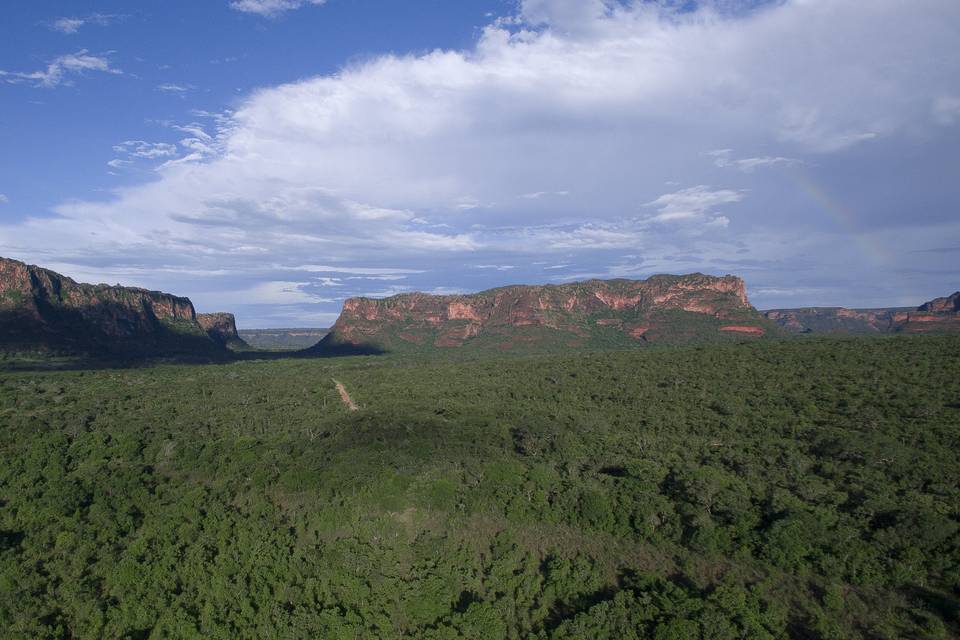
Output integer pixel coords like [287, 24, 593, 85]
[1, 336, 958, 638]
[237, 329, 329, 351]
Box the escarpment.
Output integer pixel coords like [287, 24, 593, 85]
[198, 312, 249, 349]
[313, 273, 771, 352]
[764, 291, 960, 335]
[0, 256, 236, 356]
[918, 291, 960, 314]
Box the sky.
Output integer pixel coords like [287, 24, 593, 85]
[1, 0, 958, 328]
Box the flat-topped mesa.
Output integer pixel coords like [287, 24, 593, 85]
[765, 290, 960, 334]
[763, 307, 897, 334]
[319, 273, 767, 351]
[0, 255, 228, 356]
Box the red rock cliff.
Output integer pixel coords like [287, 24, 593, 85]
[0, 256, 225, 354]
[320, 273, 765, 350]
[919, 291, 960, 313]
[197, 312, 247, 348]
[765, 290, 960, 334]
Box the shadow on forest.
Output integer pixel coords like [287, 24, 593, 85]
[0, 341, 388, 373]
[234, 342, 387, 362]
[905, 585, 960, 628]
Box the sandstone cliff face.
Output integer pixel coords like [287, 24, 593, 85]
[765, 291, 960, 335]
[919, 292, 960, 313]
[197, 312, 248, 349]
[0, 256, 227, 356]
[318, 274, 768, 351]
[763, 308, 897, 334]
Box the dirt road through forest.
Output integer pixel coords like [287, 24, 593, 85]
[333, 379, 358, 411]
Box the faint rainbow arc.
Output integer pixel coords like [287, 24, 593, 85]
[786, 170, 893, 269]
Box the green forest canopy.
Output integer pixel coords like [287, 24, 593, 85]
[1, 336, 958, 638]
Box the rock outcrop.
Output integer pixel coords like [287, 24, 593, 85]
[765, 291, 960, 334]
[918, 291, 960, 313]
[0, 256, 234, 356]
[313, 273, 771, 352]
[197, 312, 248, 349]
[763, 307, 899, 334]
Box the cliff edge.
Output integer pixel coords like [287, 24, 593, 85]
[313, 273, 771, 353]
[0, 256, 235, 357]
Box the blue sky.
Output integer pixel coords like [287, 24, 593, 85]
[1, 0, 958, 327]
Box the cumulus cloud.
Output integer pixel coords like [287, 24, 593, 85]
[644, 186, 742, 226]
[3, 0, 959, 323]
[519, 0, 614, 33]
[0, 50, 120, 88]
[229, 0, 326, 17]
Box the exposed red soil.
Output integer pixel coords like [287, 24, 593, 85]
[333, 379, 358, 411]
[719, 325, 765, 335]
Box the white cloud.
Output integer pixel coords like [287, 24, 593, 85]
[519, 0, 613, 33]
[2, 0, 959, 321]
[172, 124, 213, 141]
[199, 281, 334, 307]
[532, 225, 644, 250]
[708, 149, 800, 172]
[49, 14, 118, 34]
[453, 197, 482, 211]
[346, 275, 408, 281]
[0, 50, 120, 88]
[157, 84, 191, 93]
[521, 190, 570, 199]
[427, 286, 468, 295]
[292, 265, 424, 275]
[248, 281, 327, 304]
[644, 185, 742, 225]
[51, 18, 85, 34]
[229, 0, 326, 17]
[0, 194, 8, 204]
[113, 141, 179, 160]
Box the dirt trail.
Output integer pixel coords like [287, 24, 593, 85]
[332, 379, 358, 411]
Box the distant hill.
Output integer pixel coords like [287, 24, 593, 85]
[0, 256, 245, 357]
[7, 254, 954, 357]
[238, 328, 329, 350]
[309, 273, 774, 354]
[765, 291, 960, 334]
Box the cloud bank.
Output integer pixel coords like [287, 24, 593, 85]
[2, 0, 959, 325]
